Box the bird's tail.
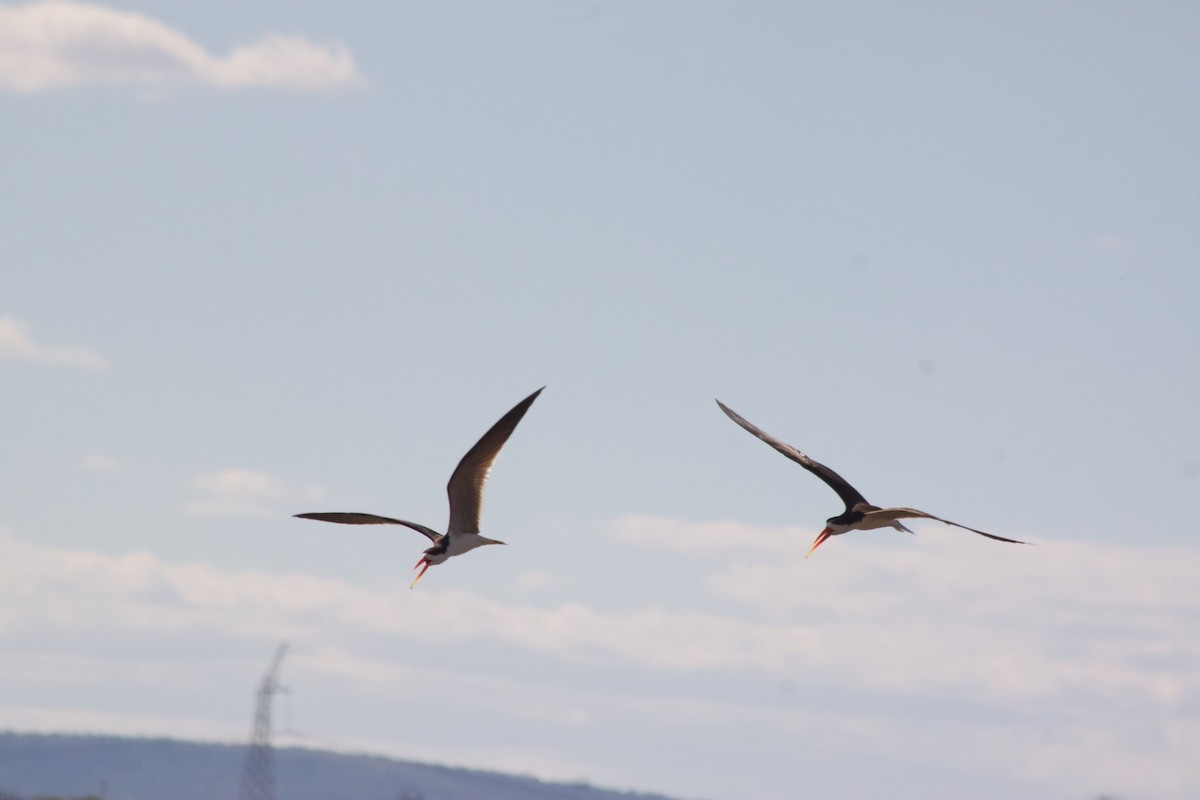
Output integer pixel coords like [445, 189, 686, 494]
[893, 521, 914, 534]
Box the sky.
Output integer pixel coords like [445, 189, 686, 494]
[1, 1, 1198, 798]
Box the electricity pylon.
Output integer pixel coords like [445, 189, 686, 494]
[239, 641, 288, 800]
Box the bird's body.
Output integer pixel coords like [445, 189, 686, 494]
[297, 387, 543, 586]
[715, 399, 1027, 556]
[430, 531, 505, 562]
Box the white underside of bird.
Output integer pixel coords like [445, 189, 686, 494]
[430, 532, 506, 563]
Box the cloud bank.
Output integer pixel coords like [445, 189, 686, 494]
[0, 316, 108, 370]
[0, 1, 362, 93]
[1, 517, 1196, 799]
[184, 467, 325, 519]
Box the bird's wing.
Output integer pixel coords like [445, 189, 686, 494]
[716, 400, 868, 510]
[293, 512, 442, 544]
[446, 387, 544, 535]
[867, 507, 1028, 544]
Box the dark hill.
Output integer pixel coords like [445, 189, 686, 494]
[0, 732, 687, 800]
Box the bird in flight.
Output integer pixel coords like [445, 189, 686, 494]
[715, 400, 1027, 557]
[297, 387, 544, 587]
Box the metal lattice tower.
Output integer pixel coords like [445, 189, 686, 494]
[239, 642, 288, 800]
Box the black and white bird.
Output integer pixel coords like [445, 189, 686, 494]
[297, 387, 543, 587]
[716, 400, 1027, 557]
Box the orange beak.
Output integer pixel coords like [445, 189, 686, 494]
[805, 528, 833, 559]
[410, 557, 431, 589]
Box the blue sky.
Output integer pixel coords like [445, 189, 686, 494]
[2, 2, 1198, 799]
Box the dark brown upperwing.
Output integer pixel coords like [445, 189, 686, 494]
[887, 508, 1028, 544]
[445, 387, 544, 534]
[294, 512, 441, 543]
[716, 400, 869, 512]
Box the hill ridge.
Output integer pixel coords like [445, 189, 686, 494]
[0, 731, 690, 800]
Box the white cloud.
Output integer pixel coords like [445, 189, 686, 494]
[5, 520, 1200, 704]
[0, 315, 109, 370]
[606, 516, 1200, 710]
[0, 1, 363, 93]
[183, 467, 324, 518]
[1, 521, 1198, 799]
[1096, 233, 1130, 251]
[80, 453, 119, 471]
[507, 569, 570, 595]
